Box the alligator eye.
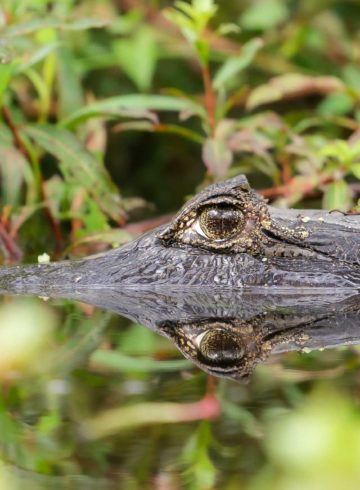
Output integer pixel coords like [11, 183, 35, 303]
[196, 329, 244, 367]
[199, 204, 244, 240]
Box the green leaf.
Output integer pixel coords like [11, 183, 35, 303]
[350, 163, 360, 179]
[246, 74, 344, 110]
[23, 125, 123, 221]
[175, 1, 197, 19]
[193, 0, 217, 13]
[166, 0, 217, 51]
[182, 422, 217, 489]
[0, 144, 34, 206]
[240, 0, 289, 30]
[76, 198, 109, 237]
[71, 229, 133, 248]
[320, 140, 352, 165]
[56, 47, 84, 118]
[0, 63, 15, 105]
[61, 94, 206, 128]
[202, 138, 233, 178]
[91, 350, 192, 373]
[322, 180, 352, 211]
[6, 17, 108, 37]
[195, 38, 210, 64]
[213, 38, 263, 90]
[164, 10, 196, 42]
[342, 64, 360, 90]
[114, 28, 158, 92]
[317, 92, 354, 116]
[216, 22, 241, 36]
[15, 42, 59, 74]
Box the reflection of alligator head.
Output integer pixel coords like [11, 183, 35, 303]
[38, 286, 360, 381]
[0, 174, 360, 293]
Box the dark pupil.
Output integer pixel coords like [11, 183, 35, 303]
[200, 204, 243, 240]
[199, 330, 244, 367]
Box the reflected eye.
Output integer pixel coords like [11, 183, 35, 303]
[196, 329, 244, 367]
[199, 204, 244, 240]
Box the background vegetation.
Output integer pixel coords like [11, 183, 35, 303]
[1, 0, 360, 488]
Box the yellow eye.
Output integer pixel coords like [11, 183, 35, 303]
[197, 329, 244, 367]
[199, 204, 244, 240]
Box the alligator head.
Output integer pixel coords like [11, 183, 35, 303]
[0, 174, 360, 294]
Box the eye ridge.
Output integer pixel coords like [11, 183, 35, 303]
[199, 203, 245, 241]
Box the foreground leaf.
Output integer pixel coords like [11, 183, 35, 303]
[202, 138, 233, 178]
[113, 28, 158, 91]
[61, 94, 206, 127]
[23, 125, 123, 221]
[246, 74, 344, 110]
[91, 349, 192, 373]
[322, 180, 352, 211]
[5, 17, 108, 37]
[213, 38, 263, 91]
[0, 144, 34, 206]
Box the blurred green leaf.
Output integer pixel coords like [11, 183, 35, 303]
[76, 198, 109, 236]
[320, 140, 351, 162]
[15, 42, 59, 74]
[0, 63, 16, 105]
[322, 180, 352, 211]
[213, 38, 263, 91]
[118, 323, 158, 355]
[342, 64, 360, 90]
[0, 144, 34, 206]
[202, 137, 233, 178]
[182, 422, 217, 490]
[216, 22, 241, 36]
[0, 300, 56, 379]
[61, 94, 206, 127]
[246, 74, 344, 110]
[350, 163, 360, 179]
[114, 28, 158, 92]
[317, 92, 354, 116]
[23, 125, 123, 221]
[240, 0, 289, 30]
[5, 17, 108, 37]
[71, 228, 133, 248]
[165, 0, 218, 64]
[56, 47, 84, 118]
[261, 389, 360, 490]
[91, 350, 192, 373]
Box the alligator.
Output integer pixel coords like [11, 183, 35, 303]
[0, 174, 360, 294]
[1, 174, 360, 380]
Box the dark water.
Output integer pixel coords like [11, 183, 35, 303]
[2, 288, 360, 489]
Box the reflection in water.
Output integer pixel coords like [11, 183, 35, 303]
[1, 287, 360, 489]
[40, 285, 360, 381]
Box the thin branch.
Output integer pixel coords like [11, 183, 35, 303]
[0, 222, 23, 263]
[201, 63, 216, 137]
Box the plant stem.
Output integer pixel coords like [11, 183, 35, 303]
[0, 221, 23, 263]
[201, 63, 216, 136]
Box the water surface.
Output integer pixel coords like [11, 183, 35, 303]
[1, 287, 360, 489]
